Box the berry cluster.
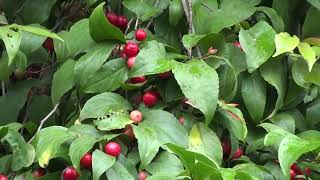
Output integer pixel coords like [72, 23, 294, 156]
[106, 12, 128, 29]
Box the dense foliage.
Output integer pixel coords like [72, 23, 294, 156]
[0, 0, 320, 179]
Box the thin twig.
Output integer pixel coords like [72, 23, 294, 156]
[134, 18, 139, 29]
[28, 102, 60, 143]
[181, 0, 192, 57]
[1, 81, 5, 96]
[124, 18, 133, 35]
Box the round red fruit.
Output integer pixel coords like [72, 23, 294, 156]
[104, 142, 121, 157]
[158, 71, 171, 79]
[305, 167, 311, 176]
[127, 56, 136, 69]
[135, 29, 147, 41]
[106, 12, 118, 26]
[43, 38, 54, 52]
[221, 140, 231, 157]
[130, 76, 146, 84]
[62, 167, 79, 180]
[123, 42, 139, 57]
[178, 116, 185, 125]
[0, 174, 8, 180]
[143, 91, 158, 107]
[80, 152, 92, 169]
[130, 110, 143, 123]
[290, 169, 296, 180]
[117, 15, 128, 29]
[233, 41, 242, 50]
[232, 148, 243, 159]
[32, 168, 45, 178]
[139, 171, 147, 180]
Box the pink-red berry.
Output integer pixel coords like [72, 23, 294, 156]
[158, 71, 171, 79]
[32, 168, 45, 178]
[117, 15, 128, 29]
[290, 169, 296, 180]
[233, 41, 242, 50]
[143, 91, 159, 107]
[130, 76, 146, 84]
[139, 171, 147, 180]
[123, 42, 139, 58]
[130, 110, 143, 123]
[0, 174, 8, 180]
[104, 142, 121, 157]
[80, 152, 92, 169]
[178, 116, 185, 125]
[232, 148, 243, 159]
[135, 29, 147, 41]
[127, 56, 136, 69]
[305, 167, 311, 176]
[106, 12, 118, 26]
[43, 38, 54, 52]
[62, 167, 79, 180]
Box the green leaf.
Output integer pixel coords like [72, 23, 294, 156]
[189, 123, 223, 165]
[89, 3, 125, 42]
[241, 72, 266, 123]
[298, 42, 317, 71]
[94, 109, 133, 131]
[19, 25, 62, 41]
[51, 60, 76, 104]
[0, 155, 12, 174]
[260, 59, 286, 118]
[0, 53, 13, 81]
[3, 130, 35, 171]
[19, 0, 57, 24]
[74, 43, 116, 86]
[272, 0, 300, 33]
[69, 136, 97, 172]
[80, 92, 132, 120]
[239, 21, 276, 72]
[303, 7, 320, 38]
[129, 41, 174, 78]
[53, 19, 94, 61]
[0, 25, 22, 65]
[270, 113, 296, 134]
[169, 0, 183, 26]
[123, 0, 160, 21]
[28, 95, 53, 125]
[146, 151, 184, 176]
[233, 163, 274, 180]
[82, 58, 128, 93]
[307, 0, 320, 10]
[106, 161, 134, 180]
[92, 149, 116, 180]
[34, 126, 73, 167]
[68, 124, 100, 139]
[133, 110, 188, 168]
[173, 60, 219, 126]
[182, 34, 205, 49]
[273, 32, 300, 57]
[278, 134, 320, 177]
[19, 24, 46, 55]
[256, 7, 284, 33]
[193, 0, 255, 34]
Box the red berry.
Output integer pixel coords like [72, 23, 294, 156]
[43, 38, 54, 52]
[290, 169, 296, 180]
[106, 12, 118, 26]
[104, 142, 121, 157]
[233, 41, 242, 50]
[123, 42, 139, 57]
[305, 167, 311, 176]
[139, 171, 147, 180]
[127, 56, 136, 69]
[80, 152, 92, 169]
[117, 15, 128, 29]
[178, 116, 185, 125]
[123, 125, 135, 140]
[232, 148, 243, 159]
[158, 71, 171, 79]
[120, 50, 127, 59]
[221, 139, 231, 157]
[32, 169, 45, 178]
[143, 91, 159, 107]
[62, 167, 79, 180]
[135, 29, 147, 41]
[130, 76, 146, 84]
[130, 110, 143, 123]
[0, 174, 8, 180]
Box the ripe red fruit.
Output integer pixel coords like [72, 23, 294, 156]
[233, 41, 242, 50]
[158, 71, 171, 79]
[139, 171, 147, 180]
[127, 56, 136, 69]
[0, 174, 8, 180]
[305, 167, 311, 176]
[43, 38, 54, 52]
[221, 139, 231, 157]
[62, 167, 79, 180]
[106, 12, 118, 26]
[104, 142, 121, 157]
[290, 169, 296, 180]
[32, 168, 45, 178]
[178, 116, 185, 125]
[123, 42, 139, 57]
[290, 164, 303, 175]
[232, 148, 243, 159]
[143, 91, 159, 107]
[130, 76, 146, 84]
[130, 110, 143, 123]
[135, 29, 147, 41]
[117, 15, 128, 29]
[80, 152, 92, 169]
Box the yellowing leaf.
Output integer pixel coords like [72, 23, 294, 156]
[273, 32, 299, 57]
[298, 42, 317, 71]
